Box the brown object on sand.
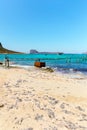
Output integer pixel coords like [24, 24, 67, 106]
[34, 61, 46, 67]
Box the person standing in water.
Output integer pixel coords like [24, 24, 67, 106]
[5, 56, 9, 68]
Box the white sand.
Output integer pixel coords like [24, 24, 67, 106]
[0, 67, 87, 130]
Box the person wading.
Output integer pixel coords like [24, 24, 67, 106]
[5, 56, 9, 68]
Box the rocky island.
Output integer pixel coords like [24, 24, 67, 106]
[30, 49, 63, 55]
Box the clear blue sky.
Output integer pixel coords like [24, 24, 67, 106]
[0, 0, 87, 53]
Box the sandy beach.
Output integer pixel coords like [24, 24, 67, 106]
[0, 66, 87, 130]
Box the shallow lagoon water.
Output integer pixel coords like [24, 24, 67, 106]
[0, 53, 87, 74]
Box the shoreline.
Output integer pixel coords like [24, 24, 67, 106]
[9, 64, 87, 78]
[0, 66, 87, 130]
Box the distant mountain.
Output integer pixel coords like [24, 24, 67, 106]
[0, 43, 22, 54]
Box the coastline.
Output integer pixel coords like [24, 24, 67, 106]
[0, 66, 87, 130]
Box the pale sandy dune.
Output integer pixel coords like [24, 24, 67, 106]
[0, 67, 87, 130]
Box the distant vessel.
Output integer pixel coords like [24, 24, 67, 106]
[57, 52, 63, 55]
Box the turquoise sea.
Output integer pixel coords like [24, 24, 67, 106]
[0, 53, 87, 73]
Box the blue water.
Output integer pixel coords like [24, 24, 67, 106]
[0, 53, 87, 73]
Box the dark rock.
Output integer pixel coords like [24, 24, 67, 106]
[44, 67, 54, 72]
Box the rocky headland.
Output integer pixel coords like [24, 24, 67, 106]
[0, 43, 22, 54]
